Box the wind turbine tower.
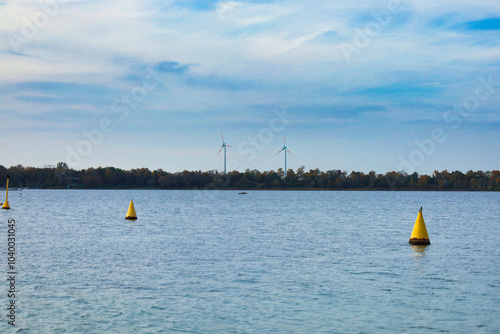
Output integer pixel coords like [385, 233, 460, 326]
[276, 135, 291, 177]
[218, 131, 231, 174]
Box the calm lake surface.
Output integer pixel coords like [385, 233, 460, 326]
[2, 190, 499, 333]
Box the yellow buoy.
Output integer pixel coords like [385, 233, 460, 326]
[2, 175, 10, 210]
[125, 200, 137, 220]
[409, 207, 430, 245]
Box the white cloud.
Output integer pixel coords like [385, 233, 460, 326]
[0, 0, 499, 171]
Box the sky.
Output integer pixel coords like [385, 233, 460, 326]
[0, 0, 499, 174]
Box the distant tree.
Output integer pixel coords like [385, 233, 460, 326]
[0, 164, 497, 191]
[284, 169, 297, 188]
[296, 166, 305, 181]
[57, 162, 69, 170]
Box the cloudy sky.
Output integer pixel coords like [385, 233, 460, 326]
[1, 0, 499, 174]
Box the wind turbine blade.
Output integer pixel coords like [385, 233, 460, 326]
[284, 134, 286, 145]
[287, 150, 291, 155]
[226, 144, 232, 147]
[218, 145, 224, 155]
[221, 130, 224, 143]
[276, 149, 284, 155]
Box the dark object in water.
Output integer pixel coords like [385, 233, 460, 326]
[238, 192, 247, 194]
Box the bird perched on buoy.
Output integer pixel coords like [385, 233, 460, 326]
[125, 200, 137, 220]
[409, 207, 430, 245]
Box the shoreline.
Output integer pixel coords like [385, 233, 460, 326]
[17, 188, 500, 192]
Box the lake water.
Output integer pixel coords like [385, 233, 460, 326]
[1, 190, 499, 333]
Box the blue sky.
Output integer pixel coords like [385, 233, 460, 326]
[0, 0, 499, 174]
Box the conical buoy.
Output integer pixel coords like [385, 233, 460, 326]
[409, 207, 430, 245]
[2, 175, 10, 210]
[125, 200, 137, 220]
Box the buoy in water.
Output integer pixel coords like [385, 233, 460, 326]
[2, 175, 10, 210]
[125, 200, 137, 220]
[409, 207, 430, 245]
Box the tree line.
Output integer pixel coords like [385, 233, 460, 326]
[0, 163, 499, 191]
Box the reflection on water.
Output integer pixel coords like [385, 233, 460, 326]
[411, 244, 429, 257]
[7, 190, 499, 333]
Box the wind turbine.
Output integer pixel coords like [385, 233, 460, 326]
[218, 131, 231, 174]
[276, 135, 291, 177]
